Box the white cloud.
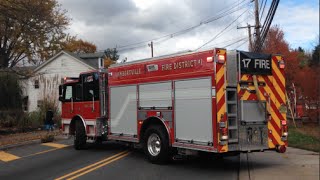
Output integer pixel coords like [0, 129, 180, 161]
[57, 0, 318, 62]
[273, 1, 319, 49]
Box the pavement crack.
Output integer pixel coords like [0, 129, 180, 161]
[246, 153, 252, 180]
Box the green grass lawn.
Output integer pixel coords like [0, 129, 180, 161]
[288, 125, 320, 152]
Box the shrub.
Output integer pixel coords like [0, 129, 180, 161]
[0, 110, 24, 128]
[0, 72, 23, 110]
[0, 72, 24, 128]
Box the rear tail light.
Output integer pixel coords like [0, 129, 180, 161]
[282, 125, 288, 135]
[278, 60, 285, 69]
[219, 113, 228, 145]
[281, 120, 288, 141]
[281, 120, 287, 125]
[220, 128, 228, 140]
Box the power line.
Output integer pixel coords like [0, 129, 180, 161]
[202, 36, 247, 49]
[235, 39, 249, 49]
[223, 37, 248, 48]
[259, 0, 264, 12]
[200, 16, 249, 49]
[260, 0, 268, 21]
[195, 9, 248, 51]
[116, 0, 252, 51]
[254, 0, 279, 52]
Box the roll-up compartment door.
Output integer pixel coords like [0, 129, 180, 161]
[110, 85, 137, 135]
[174, 78, 213, 144]
[139, 82, 172, 108]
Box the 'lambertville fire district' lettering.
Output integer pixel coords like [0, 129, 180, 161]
[117, 68, 141, 77]
[162, 59, 203, 71]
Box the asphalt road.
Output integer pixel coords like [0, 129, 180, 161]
[0, 138, 240, 180]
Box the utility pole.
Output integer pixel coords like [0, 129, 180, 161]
[254, 0, 261, 52]
[237, 24, 254, 51]
[292, 83, 297, 117]
[148, 41, 154, 58]
[248, 24, 253, 51]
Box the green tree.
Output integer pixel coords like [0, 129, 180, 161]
[296, 47, 309, 67]
[0, 0, 69, 68]
[103, 48, 119, 68]
[104, 48, 119, 62]
[297, 46, 305, 53]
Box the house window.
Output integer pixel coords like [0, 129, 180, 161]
[22, 96, 28, 111]
[61, 58, 65, 67]
[34, 80, 39, 89]
[37, 100, 43, 108]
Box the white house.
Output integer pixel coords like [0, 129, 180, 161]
[22, 51, 105, 112]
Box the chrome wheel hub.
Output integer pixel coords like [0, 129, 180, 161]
[147, 133, 161, 156]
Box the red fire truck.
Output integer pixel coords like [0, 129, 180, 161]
[59, 48, 288, 163]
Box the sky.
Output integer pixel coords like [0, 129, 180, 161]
[57, 0, 319, 62]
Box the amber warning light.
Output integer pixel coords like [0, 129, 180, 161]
[215, 54, 225, 64]
[279, 60, 285, 69]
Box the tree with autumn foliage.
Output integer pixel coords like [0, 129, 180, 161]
[62, 37, 97, 54]
[262, 25, 319, 122]
[103, 48, 119, 68]
[0, 0, 69, 68]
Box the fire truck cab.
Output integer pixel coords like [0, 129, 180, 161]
[59, 48, 288, 163]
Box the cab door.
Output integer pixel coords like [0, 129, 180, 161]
[77, 73, 100, 120]
[61, 84, 75, 119]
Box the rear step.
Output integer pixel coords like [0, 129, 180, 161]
[226, 87, 238, 144]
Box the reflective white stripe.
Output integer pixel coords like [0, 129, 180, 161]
[221, 135, 228, 140]
[61, 119, 96, 125]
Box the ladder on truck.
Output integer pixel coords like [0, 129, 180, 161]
[226, 51, 239, 151]
[226, 87, 238, 144]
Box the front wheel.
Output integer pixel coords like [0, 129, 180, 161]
[143, 125, 170, 164]
[74, 120, 87, 150]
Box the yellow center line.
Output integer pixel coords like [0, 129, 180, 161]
[23, 145, 71, 158]
[55, 151, 129, 180]
[42, 143, 69, 148]
[67, 152, 131, 180]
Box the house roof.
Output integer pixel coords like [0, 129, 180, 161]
[34, 51, 105, 73]
[70, 52, 106, 69]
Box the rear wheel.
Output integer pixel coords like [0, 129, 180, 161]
[143, 125, 170, 164]
[74, 120, 86, 150]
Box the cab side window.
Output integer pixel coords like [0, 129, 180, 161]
[63, 85, 73, 102]
[82, 73, 99, 101]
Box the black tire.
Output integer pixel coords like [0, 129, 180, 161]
[143, 125, 170, 164]
[74, 120, 86, 150]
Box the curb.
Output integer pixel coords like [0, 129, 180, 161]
[0, 134, 69, 151]
[0, 139, 41, 150]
